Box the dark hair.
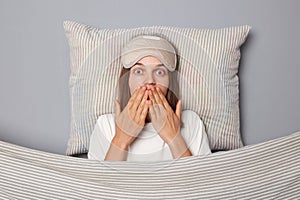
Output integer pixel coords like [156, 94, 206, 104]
[118, 67, 179, 111]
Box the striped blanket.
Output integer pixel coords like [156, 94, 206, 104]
[0, 132, 299, 199]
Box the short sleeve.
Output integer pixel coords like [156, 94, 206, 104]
[87, 114, 116, 161]
[180, 110, 211, 156]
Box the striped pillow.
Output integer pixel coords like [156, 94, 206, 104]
[64, 21, 251, 156]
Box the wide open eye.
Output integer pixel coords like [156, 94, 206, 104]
[156, 69, 165, 76]
[133, 68, 143, 75]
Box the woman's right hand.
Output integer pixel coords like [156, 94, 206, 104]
[113, 86, 150, 149]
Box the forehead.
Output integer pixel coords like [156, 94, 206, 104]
[136, 56, 163, 65]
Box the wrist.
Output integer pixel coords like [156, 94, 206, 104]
[167, 133, 185, 147]
[112, 135, 129, 151]
[105, 136, 129, 161]
[168, 135, 192, 159]
[163, 129, 182, 145]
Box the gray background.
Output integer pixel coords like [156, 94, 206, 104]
[0, 0, 299, 155]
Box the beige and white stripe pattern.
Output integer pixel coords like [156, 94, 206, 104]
[64, 21, 251, 155]
[0, 131, 299, 199]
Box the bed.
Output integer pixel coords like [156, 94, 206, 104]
[1, 21, 299, 199]
[0, 131, 299, 199]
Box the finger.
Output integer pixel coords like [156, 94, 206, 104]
[148, 89, 156, 104]
[149, 89, 160, 116]
[114, 99, 121, 117]
[175, 100, 182, 120]
[149, 103, 157, 121]
[148, 90, 158, 119]
[135, 90, 149, 123]
[152, 87, 163, 106]
[138, 103, 149, 125]
[156, 87, 171, 110]
[130, 86, 146, 111]
[127, 86, 142, 108]
[152, 87, 169, 117]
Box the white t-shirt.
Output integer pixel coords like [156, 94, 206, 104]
[88, 110, 211, 162]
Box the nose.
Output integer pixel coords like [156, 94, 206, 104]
[144, 74, 155, 85]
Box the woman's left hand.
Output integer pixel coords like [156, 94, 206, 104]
[149, 87, 182, 145]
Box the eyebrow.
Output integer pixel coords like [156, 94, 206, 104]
[135, 62, 165, 67]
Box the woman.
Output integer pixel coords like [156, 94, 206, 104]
[88, 35, 211, 162]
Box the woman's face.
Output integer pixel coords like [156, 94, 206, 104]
[128, 56, 169, 96]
